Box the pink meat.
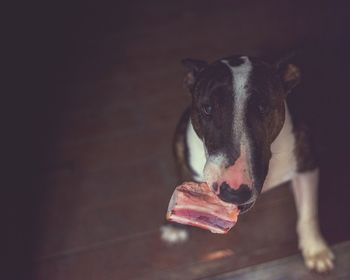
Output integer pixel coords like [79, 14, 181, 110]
[166, 182, 239, 234]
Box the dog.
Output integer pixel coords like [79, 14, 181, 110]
[160, 55, 334, 273]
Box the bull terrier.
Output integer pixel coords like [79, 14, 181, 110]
[161, 55, 334, 272]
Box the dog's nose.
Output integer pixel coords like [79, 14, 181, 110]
[217, 182, 252, 204]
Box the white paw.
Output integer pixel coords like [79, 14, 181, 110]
[160, 224, 189, 244]
[300, 235, 335, 273]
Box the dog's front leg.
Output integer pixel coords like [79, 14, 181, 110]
[292, 168, 334, 272]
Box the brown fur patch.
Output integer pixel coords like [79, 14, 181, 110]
[281, 63, 301, 93]
[293, 124, 318, 172]
[284, 64, 300, 83]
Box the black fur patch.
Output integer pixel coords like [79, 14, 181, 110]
[227, 56, 245, 67]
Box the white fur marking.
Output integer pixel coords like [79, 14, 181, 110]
[203, 153, 228, 191]
[291, 169, 334, 272]
[222, 57, 252, 135]
[221, 57, 253, 179]
[262, 103, 297, 191]
[186, 120, 206, 181]
[160, 225, 189, 244]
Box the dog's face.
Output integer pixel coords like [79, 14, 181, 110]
[183, 55, 300, 212]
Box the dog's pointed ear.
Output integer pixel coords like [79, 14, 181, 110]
[181, 58, 208, 90]
[281, 63, 300, 92]
[275, 53, 301, 94]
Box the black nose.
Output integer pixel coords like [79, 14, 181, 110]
[218, 183, 252, 204]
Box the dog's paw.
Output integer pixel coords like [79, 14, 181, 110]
[160, 224, 189, 245]
[300, 236, 335, 273]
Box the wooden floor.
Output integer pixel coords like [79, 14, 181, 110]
[7, 1, 350, 279]
[206, 241, 350, 280]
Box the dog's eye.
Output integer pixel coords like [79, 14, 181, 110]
[202, 104, 212, 116]
[251, 91, 270, 116]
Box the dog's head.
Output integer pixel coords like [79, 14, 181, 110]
[183, 55, 300, 212]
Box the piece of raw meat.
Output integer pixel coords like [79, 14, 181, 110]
[166, 182, 239, 234]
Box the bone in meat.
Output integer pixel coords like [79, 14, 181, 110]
[166, 182, 239, 234]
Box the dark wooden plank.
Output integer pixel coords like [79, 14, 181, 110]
[205, 241, 350, 280]
[34, 165, 173, 258]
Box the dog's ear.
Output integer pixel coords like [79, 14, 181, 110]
[181, 59, 208, 90]
[275, 53, 301, 94]
[280, 63, 301, 93]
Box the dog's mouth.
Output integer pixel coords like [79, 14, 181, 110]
[238, 201, 255, 214]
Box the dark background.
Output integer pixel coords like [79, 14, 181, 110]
[5, 0, 350, 279]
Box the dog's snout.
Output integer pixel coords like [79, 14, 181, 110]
[238, 201, 255, 214]
[217, 183, 252, 204]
